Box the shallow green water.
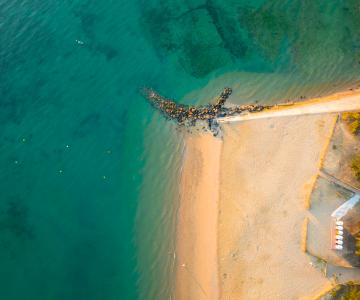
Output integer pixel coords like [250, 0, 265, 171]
[0, 0, 359, 299]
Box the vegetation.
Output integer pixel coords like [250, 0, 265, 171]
[327, 282, 360, 299]
[351, 155, 360, 181]
[342, 112, 360, 135]
[355, 233, 360, 256]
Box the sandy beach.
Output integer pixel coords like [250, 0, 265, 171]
[174, 91, 360, 299]
[218, 115, 337, 299]
[175, 133, 221, 300]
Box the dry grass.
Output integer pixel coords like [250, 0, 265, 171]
[342, 112, 360, 135]
[351, 155, 360, 181]
[301, 217, 309, 253]
[313, 282, 360, 300]
[304, 174, 318, 209]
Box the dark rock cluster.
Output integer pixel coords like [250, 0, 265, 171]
[142, 87, 269, 127]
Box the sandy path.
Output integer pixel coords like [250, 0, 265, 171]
[175, 133, 221, 300]
[218, 89, 360, 123]
[218, 114, 338, 300]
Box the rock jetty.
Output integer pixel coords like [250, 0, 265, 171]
[142, 87, 269, 127]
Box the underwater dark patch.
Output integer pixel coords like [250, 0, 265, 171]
[73, 112, 101, 138]
[0, 198, 34, 240]
[0, 88, 24, 126]
[92, 43, 119, 61]
[140, 0, 288, 77]
[206, 1, 248, 58]
[74, 9, 98, 41]
[340, 0, 360, 65]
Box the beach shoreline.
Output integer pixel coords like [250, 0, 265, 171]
[174, 89, 360, 299]
[174, 133, 221, 300]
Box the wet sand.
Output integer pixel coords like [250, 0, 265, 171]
[175, 133, 221, 300]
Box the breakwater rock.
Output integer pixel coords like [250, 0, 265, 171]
[142, 87, 270, 128]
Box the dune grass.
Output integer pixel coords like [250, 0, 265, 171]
[351, 155, 360, 181]
[328, 282, 360, 300]
[342, 112, 360, 135]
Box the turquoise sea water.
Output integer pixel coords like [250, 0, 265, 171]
[1, 0, 360, 299]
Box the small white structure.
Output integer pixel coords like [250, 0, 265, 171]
[331, 194, 360, 250]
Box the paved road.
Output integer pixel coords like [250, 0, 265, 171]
[217, 93, 360, 123]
